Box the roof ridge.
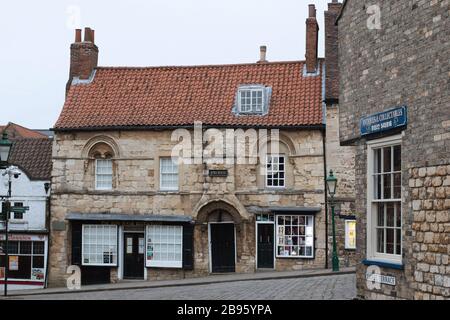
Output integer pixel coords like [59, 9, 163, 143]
[95, 59, 324, 70]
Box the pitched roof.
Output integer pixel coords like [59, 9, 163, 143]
[54, 60, 324, 130]
[1, 122, 48, 140]
[8, 138, 53, 180]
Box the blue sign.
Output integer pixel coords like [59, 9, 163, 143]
[360, 106, 407, 136]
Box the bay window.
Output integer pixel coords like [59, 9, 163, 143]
[276, 215, 314, 258]
[82, 225, 118, 266]
[146, 225, 183, 268]
[367, 135, 402, 263]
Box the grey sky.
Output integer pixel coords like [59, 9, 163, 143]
[0, 0, 330, 129]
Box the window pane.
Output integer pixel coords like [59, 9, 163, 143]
[386, 203, 395, 227]
[20, 241, 32, 254]
[383, 147, 391, 173]
[82, 225, 117, 266]
[395, 203, 402, 228]
[386, 229, 395, 254]
[393, 173, 401, 199]
[396, 229, 401, 255]
[377, 204, 385, 227]
[32, 256, 45, 269]
[377, 229, 384, 253]
[374, 149, 382, 173]
[393, 145, 401, 171]
[383, 174, 391, 199]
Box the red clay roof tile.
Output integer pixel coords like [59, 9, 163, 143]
[55, 60, 324, 130]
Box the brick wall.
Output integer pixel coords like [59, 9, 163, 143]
[338, 0, 450, 299]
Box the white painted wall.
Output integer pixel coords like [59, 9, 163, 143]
[0, 168, 49, 231]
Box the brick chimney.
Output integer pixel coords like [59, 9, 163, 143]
[324, 0, 342, 103]
[305, 4, 319, 73]
[66, 27, 98, 94]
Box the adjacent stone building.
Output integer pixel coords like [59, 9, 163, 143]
[49, 2, 356, 287]
[338, 0, 450, 299]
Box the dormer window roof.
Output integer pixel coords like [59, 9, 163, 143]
[235, 85, 272, 116]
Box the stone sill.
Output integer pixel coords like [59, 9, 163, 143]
[362, 259, 404, 270]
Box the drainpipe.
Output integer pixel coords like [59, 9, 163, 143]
[322, 129, 329, 270]
[44, 184, 51, 289]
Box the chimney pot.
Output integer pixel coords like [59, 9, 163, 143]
[258, 45, 268, 63]
[84, 27, 93, 42]
[75, 29, 82, 42]
[309, 4, 316, 18]
[91, 29, 95, 44]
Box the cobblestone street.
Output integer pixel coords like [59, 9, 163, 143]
[11, 274, 355, 300]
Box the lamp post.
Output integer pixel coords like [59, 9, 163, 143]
[0, 132, 13, 296]
[326, 170, 339, 272]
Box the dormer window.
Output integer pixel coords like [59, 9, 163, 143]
[235, 85, 271, 115]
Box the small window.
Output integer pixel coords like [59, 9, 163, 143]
[160, 158, 179, 191]
[276, 215, 314, 258]
[239, 88, 264, 113]
[95, 159, 113, 190]
[82, 225, 118, 266]
[146, 225, 183, 268]
[266, 155, 285, 188]
[13, 202, 24, 220]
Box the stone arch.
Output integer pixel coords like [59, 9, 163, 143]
[258, 131, 296, 156]
[81, 135, 121, 158]
[194, 196, 250, 224]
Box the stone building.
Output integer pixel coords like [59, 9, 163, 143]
[337, 0, 450, 299]
[49, 2, 356, 286]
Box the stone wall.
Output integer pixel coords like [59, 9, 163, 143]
[49, 128, 333, 286]
[326, 105, 357, 268]
[410, 166, 450, 299]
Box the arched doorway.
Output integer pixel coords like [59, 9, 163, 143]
[208, 210, 236, 273]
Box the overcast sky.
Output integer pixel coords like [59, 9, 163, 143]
[0, 0, 330, 129]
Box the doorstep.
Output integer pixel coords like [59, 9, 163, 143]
[2, 267, 355, 298]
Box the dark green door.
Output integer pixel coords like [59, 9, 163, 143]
[257, 224, 274, 269]
[123, 233, 145, 279]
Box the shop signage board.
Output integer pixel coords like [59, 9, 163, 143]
[360, 106, 407, 136]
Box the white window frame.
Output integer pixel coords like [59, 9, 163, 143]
[146, 225, 183, 268]
[266, 154, 286, 188]
[344, 219, 357, 250]
[275, 215, 314, 258]
[159, 157, 179, 191]
[81, 224, 118, 266]
[238, 86, 265, 114]
[366, 134, 402, 264]
[95, 159, 113, 190]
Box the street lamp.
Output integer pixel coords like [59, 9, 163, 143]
[0, 132, 14, 296]
[326, 170, 339, 272]
[0, 133, 12, 169]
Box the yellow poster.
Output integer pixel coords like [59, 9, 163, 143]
[9, 256, 19, 271]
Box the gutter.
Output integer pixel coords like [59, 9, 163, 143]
[51, 124, 326, 133]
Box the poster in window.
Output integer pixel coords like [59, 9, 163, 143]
[31, 268, 45, 281]
[0, 267, 4, 279]
[345, 220, 357, 249]
[9, 256, 19, 271]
